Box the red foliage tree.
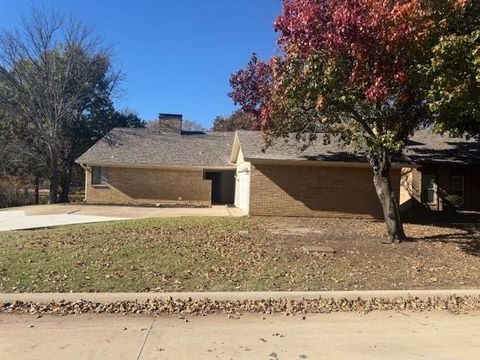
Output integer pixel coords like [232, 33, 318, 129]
[229, 54, 272, 130]
[230, 0, 470, 243]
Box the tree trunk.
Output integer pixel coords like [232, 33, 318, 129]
[48, 148, 59, 204]
[370, 149, 407, 243]
[34, 175, 40, 205]
[59, 167, 71, 203]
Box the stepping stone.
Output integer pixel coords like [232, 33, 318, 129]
[302, 245, 336, 254]
[238, 230, 250, 240]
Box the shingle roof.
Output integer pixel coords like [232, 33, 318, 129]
[76, 128, 479, 168]
[404, 131, 480, 165]
[236, 131, 366, 162]
[236, 130, 480, 165]
[76, 128, 235, 167]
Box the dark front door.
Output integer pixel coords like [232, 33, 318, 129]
[204, 172, 221, 203]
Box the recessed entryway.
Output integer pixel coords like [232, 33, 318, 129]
[204, 170, 235, 204]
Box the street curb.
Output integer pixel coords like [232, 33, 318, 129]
[1, 290, 480, 303]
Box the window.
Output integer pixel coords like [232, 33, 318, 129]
[92, 166, 108, 185]
[450, 175, 465, 204]
[422, 174, 436, 204]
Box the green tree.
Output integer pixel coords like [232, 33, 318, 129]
[0, 8, 121, 203]
[0, 105, 46, 206]
[58, 102, 145, 202]
[428, 2, 480, 139]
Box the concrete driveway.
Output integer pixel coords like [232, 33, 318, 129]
[0, 311, 479, 359]
[0, 210, 128, 231]
[0, 204, 243, 231]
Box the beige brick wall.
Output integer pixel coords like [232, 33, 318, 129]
[399, 167, 422, 209]
[249, 163, 401, 219]
[85, 166, 211, 206]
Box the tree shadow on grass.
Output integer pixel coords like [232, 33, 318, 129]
[403, 210, 480, 256]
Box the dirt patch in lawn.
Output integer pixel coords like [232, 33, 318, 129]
[259, 214, 480, 290]
[0, 214, 478, 292]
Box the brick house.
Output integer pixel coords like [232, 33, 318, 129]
[76, 114, 236, 207]
[230, 131, 480, 217]
[401, 132, 480, 212]
[76, 115, 480, 217]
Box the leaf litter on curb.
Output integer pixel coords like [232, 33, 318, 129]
[1, 295, 480, 316]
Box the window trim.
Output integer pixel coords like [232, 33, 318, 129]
[422, 174, 437, 205]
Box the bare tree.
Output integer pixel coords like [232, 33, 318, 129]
[182, 119, 205, 132]
[0, 8, 120, 203]
[212, 110, 253, 131]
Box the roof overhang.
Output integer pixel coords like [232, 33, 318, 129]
[412, 160, 480, 166]
[76, 161, 236, 171]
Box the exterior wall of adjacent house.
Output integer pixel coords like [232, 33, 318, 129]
[405, 164, 480, 211]
[248, 162, 402, 218]
[84, 166, 212, 206]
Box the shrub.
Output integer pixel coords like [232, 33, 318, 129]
[444, 194, 463, 208]
[0, 176, 31, 208]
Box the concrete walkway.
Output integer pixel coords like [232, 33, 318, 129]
[1, 289, 480, 303]
[0, 311, 479, 359]
[0, 204, 243, 231]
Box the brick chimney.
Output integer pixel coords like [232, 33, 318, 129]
[158, 113, 183, 133]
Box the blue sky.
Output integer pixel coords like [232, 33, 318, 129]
[0, 0, 281, 127]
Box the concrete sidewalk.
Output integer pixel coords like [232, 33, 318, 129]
[0, 311, 479, 359]
[1, 289, 480, 303]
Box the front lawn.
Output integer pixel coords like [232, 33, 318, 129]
[0, 215, 479, 292]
